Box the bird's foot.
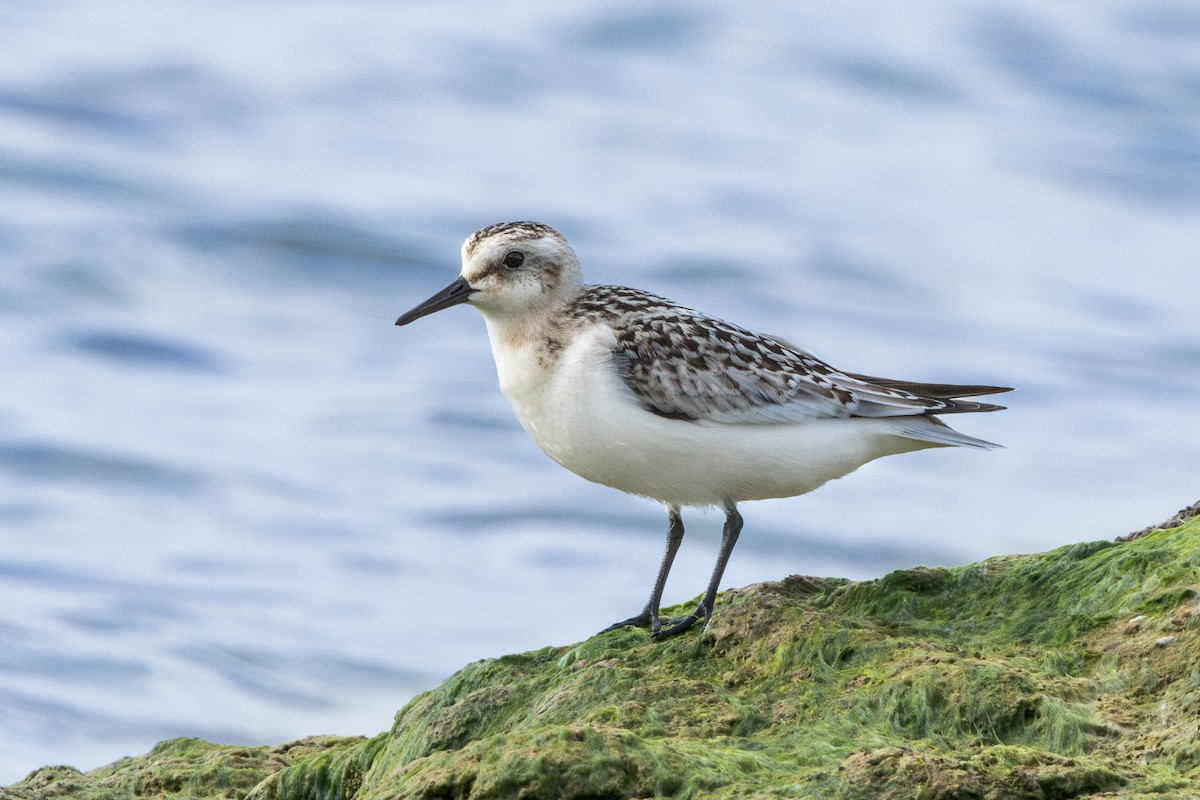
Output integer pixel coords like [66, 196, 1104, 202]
[652, 602, 711, 640]
[598, 609, 653, 635]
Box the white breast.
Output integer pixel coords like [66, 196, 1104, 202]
[484, 319, 615, 464]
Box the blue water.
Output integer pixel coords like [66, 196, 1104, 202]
[2, 0, 1199, 783]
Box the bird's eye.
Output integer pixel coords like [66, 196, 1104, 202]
[502, 251, 525, 270]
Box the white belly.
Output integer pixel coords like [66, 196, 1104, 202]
[488, 322, 931, 508]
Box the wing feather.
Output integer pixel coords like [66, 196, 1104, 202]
[603, 296, 1010, 424]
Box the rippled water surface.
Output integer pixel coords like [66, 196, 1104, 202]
[2, 0, 1199, 782]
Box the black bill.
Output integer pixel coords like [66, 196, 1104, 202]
[395, 276, 475, 326]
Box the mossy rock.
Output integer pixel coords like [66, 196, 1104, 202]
[8, 514, 1200, 799]
[0, 737, 361, 800]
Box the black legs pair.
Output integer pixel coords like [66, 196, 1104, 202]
[599, 503, 743, 640]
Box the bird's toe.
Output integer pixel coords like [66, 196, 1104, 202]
[598, 609, 653, 635]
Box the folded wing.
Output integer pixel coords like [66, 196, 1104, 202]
[611, 309, 1012, 425]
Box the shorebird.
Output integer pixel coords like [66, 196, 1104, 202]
[396, 221, 1010, 639]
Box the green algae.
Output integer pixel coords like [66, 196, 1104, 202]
[8, 514, 1200, 799]
[0, 737, 362, 800]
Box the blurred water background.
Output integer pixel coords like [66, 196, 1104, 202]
[2, 0, 1199, 782]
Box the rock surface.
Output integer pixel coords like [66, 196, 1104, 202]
[6, 510, 1200, 799]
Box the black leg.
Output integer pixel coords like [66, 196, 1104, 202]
[598, 506, 684, 634]
[654, 503, 742, 640]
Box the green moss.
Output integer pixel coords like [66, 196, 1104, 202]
[9, 515, 1200, 799]
[1, 737, 362, 800]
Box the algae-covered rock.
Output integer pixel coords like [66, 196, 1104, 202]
[0, 736, 362, 800]
[8, 511, 1200, 799]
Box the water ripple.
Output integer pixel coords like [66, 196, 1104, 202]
[0, 440, 206, 495]
[59, 330, 230, 373]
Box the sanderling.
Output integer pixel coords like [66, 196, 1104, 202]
[397, 221, 1011, 639]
